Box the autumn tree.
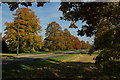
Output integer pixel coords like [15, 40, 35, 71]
[5, 8, 43, 53]
[80, 40, 90, 49]
[63, 29, 82, 50]
[44, 22, 82, 51]
[44, 21, 65, 51]
[63, 29, 74, 50]
[71, 36, 82, 50]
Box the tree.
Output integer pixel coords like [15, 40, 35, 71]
[59, 2, 120, 37]
[3, 2, 119, 36]
[44, 22, 82, 51]
[44, 21, 65, 51]
[60, 2, 120, 73]
[80, 40, 91, 49]
[70, 35, 82, 50]
[5, 8, 43, 53]
[63, 29, 82, 50]
[63, 29, 74, 50]
[4, 2, 119, 36]
[0, 33, 1, 38]
[95, 26, 120, 71]
[3, 2, 47, 11]
[2, 36, 9, 53]
[74, 37, 82, 50]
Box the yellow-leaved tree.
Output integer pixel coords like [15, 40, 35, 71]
[5, 8, 43, 53]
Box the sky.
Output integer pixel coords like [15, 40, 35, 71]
[1, 2, 94, 44]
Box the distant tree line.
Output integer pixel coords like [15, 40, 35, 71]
[43, 21, 90, 51]
[2, 8, 90, 53]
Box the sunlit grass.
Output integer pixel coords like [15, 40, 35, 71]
[1, 49, 82, 57]
[51, 54, 80, 62]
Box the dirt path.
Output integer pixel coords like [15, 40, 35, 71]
[63, 54, 97, 63]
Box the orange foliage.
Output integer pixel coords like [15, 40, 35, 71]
[44, 22, 82, 51]
[5, 8, 43, 53]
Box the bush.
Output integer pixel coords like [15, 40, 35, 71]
[95, 49, 120, 75]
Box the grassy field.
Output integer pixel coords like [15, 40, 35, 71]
[1, 50, 82, 57]
[2, 53, 119, 79]
[51, 53, 80, 62]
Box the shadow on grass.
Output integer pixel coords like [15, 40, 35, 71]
[2, 57, 120, 79]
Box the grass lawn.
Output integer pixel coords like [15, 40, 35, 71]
[0, 55, 9, 57]
[2, 53, 119, 79]
[51, 53, 80, 62]
[1, 49, 82, 57]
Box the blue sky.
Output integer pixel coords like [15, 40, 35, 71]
[1, 2, 94, 44]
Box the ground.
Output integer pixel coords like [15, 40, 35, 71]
[63, 54, 96, 63]
[2, 51, 119, 79]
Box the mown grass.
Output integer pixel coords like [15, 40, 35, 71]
[51, 53, 80, 61]
[81, 51, 89, 54]
[93, 50, 102, 54]
[0, 55, 8, 57]
[1, 49, 82, 57]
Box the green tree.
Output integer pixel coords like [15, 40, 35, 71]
[5, 8, 43, 53]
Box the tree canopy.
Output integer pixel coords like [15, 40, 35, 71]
[59, 2, 120, 74]
[59, 2, 120, 37]
[5, 8, 43, 53]
[44, 21, 83, 51]
[44, 21, 64, 51]
[3, 2, 47, 11]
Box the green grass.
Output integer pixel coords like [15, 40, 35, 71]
[93, 50, 101, 54]
[0, 55, 9, 57]
[82, 51, 89, 54]
[51, 53, 79, 61]
[1, 49, 82, 57]
[31, 50, 74, 54]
